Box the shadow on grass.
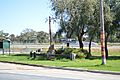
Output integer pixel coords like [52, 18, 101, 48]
[62, 64, 112, 68]
[90, 56, 120, 60]
[12, 54, 29, 56]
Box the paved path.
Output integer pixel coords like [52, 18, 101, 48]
[0, 62, 120, 80]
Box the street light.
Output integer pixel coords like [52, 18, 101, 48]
[100, 0, 106, 65]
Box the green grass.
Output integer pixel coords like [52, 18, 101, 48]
[0, 54, 120, 72]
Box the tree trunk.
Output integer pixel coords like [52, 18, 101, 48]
[77, 34, 84, 50]
[87, 29, 96, 59]
[105, 33, 109, 59]
[86, 37, 92, 59]
[66, 34, 71, 48]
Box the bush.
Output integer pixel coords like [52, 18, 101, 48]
[55, 48, 87, 59]
[72, 48, 86, 59]
[63, 48, 74, 54]
[55, 48, 64, 54]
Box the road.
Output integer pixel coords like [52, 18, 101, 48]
[0, 62, 120, 80]
[0, 72, 75, 80]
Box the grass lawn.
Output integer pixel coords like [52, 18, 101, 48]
[0, 53, 120, 72]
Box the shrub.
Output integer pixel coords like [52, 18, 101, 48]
[63, 48, 74, 54]
[72, 48, 86, 59]
[54, 48, 88, 59]
[55, 48, 64, 54]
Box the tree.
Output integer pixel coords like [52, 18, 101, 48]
[20, 28, 36, 43]
[87, 1, 100, 58]
[0, 30, 9, 39]
[87, 0, 118, 59]
[103, 0, 120, 59]
[36, 31, 49, 43]
[112, 0, 120, 41]
[50, 0, 97, 50]
[9, 34, 16, 44]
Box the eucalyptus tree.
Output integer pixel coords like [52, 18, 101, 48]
[86, 1, 100, 57]
[50, 0, 97, 50]
[0, 30, 5, 39]
[9, 34, 16, 44]
[36, 31, 49, 43]
[112, 0, 120, 38]
[86, 0, 119, 59]
[20, 28, 36, 43]
[103, 0, 120, 59]
[0, 30, 9, 39]
[103, 0, 114, 59]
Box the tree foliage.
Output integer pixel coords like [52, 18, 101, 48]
[8, 28, 49, 44]
[51, 0, 97, 49]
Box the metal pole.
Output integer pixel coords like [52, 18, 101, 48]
[100, 0, 106, 65]
[49, 16, 52, 46]
[8, 41, 10, 55]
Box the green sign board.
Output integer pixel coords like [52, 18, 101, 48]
[3, 40, 10, 49]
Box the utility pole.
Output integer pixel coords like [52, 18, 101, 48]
[100, 0, 106, 65]
[49, 16, 52, 46]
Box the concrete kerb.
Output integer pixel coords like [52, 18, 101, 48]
[0, 61, 120, 75]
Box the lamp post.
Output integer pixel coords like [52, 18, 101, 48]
[49, 16, 52, 46]
[100, 0, 106, 65]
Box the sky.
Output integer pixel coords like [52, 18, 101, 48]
[0, 0, 58, 35]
